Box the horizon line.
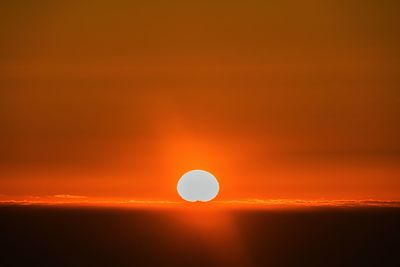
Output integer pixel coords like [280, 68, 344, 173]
[1, 196, 400, 208]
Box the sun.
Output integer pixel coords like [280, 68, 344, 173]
[177, 170, 219, 202]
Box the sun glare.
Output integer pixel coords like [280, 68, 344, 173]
[177, 170, 219, 202]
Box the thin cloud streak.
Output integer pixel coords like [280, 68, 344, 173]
[53, 194, 88, 199]
[217, 199, 400, 208]
[0, 196, 400, 208]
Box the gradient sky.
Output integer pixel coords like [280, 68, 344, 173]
[1, 0, 399, 201]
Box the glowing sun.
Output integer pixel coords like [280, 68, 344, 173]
[177, 170, 219, 202]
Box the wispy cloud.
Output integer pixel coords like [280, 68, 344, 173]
[0, 197, 400, 208]
[0, 195, 178, 207]
[217, 199, 400, 207]
[53, 194, 88, 199]
[126, 200, 178, 204]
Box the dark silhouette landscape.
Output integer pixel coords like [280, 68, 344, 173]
[1, 205, 399, 267]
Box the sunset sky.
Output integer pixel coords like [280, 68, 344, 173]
[1, 0, 399, 202]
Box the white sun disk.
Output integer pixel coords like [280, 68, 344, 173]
[177, 170, 219, 202]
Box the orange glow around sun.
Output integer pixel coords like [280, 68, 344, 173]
[0, 0, 400, 206]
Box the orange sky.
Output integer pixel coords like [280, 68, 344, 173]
[1, 0, 399, 201]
